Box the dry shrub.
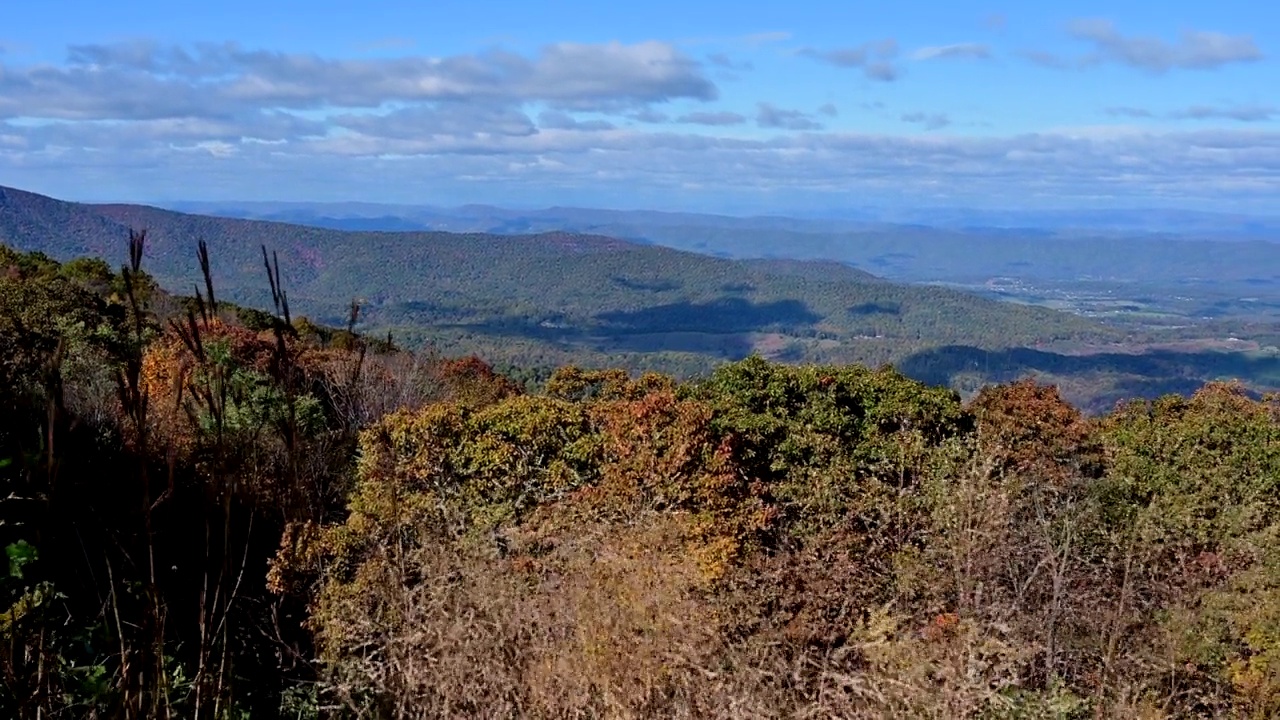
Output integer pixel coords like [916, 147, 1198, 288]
[289, 370, 1280, 718]
[317, 513, 725, 719]
[312, 516, 1082, 719]
[516, 514, 722, 717]
[704, 527, 1070, 719]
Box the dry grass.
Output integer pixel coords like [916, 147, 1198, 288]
[311, 510, 1103, 719]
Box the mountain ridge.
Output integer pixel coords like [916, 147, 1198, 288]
[161, 196, 1280, 298]
[0, 184, 1106, 359]
[6, 184, 1280, 413]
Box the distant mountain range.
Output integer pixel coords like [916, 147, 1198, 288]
[166, 199, 1280, 292]
[0, 184, 1109, 368]
[6, 184, 1280, 411]
[168, 199, 1280, 238]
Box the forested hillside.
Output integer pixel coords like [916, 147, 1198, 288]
[176, 198, 1280, 291]
[0, 187, 1110, 353]
[13, 183, 1280, 413]
[4, 238, 1280, 718]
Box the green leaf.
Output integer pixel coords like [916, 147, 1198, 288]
[6, 540, 37, 579]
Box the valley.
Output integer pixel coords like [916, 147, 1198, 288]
[3, 184, 1277, 412]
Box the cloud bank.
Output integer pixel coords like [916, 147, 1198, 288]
[1, 34, 1277, 213]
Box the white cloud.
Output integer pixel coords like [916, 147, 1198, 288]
[1105, 106, 1155, 119]
[756, 103, 823, 131]
[536, 110, 616, 132]
[335, 104, 537, 140]
[676, 111, 747, 126]
[0, 40, 718, 121]
[1171, 104, 1276, 122]
[912, 43, 991, 61]
[1069, 19, 1262, 71]
[900, 112, 951, 130]
[1107, 104, 1278, 123]
[1028, 19, 1263, 73]
[8, 119, 1279, 212]
[798, 40, 901, 81]
[1, 37, 1277, 213]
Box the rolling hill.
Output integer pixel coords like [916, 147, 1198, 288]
[15, 183, 1276, 412]
[172, 198, 1280, 289]
[0, 185, 1110, 370]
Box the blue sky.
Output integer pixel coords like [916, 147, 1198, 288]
[2, 0, 1277, 214]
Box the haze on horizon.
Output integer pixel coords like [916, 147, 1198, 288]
[2, 0, 1277, 216]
